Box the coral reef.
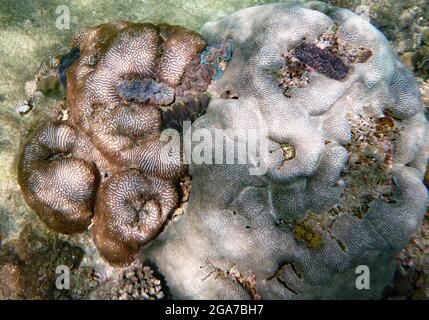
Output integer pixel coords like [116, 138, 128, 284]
[6, 1, 428, 300]
[17, 22, 214, 266]
[142, 2, 429, 299]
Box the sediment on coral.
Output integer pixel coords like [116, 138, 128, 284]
[341, 113, 400, 219]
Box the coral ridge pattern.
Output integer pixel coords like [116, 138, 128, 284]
[16, 3, 429, 300]
[18, 21, 212, 266]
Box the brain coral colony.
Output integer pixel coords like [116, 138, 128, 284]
[18, 22, 229, 266]
[17, 2, 429, 299]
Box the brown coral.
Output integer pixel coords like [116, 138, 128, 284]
[18, 122, 98, 234]
[17, 21, 213, 265]
[66, 22, 209, 179]
[92, 170, 177, 266]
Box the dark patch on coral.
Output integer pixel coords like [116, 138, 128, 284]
[277, 26, 373, 97]
[220, 90, 239, 99]
[117, 78, 175, 105]
[161, 93, 211, 132]
[175, 56, 214, 102]
[58, 47, 80, 89]
[294, 42, 349, 80]
[0, 223, 85, 299]
[425, 162, 429, 190]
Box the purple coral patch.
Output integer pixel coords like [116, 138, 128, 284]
[294, 43, 349, 80]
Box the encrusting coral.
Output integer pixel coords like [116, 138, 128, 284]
[17, 22, 217, 266]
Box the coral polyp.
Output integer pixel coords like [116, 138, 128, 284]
[92, 170, 177, 266]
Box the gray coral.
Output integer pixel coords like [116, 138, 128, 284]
[143, 2, 429, 299]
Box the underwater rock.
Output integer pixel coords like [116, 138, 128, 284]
[142, 2, 429, 299]
[16, 101, 32, 115]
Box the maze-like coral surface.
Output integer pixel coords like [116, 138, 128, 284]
[18, 22, 212, 266]
[16, 3, 429, 298]
[143, 3, 429, 299]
